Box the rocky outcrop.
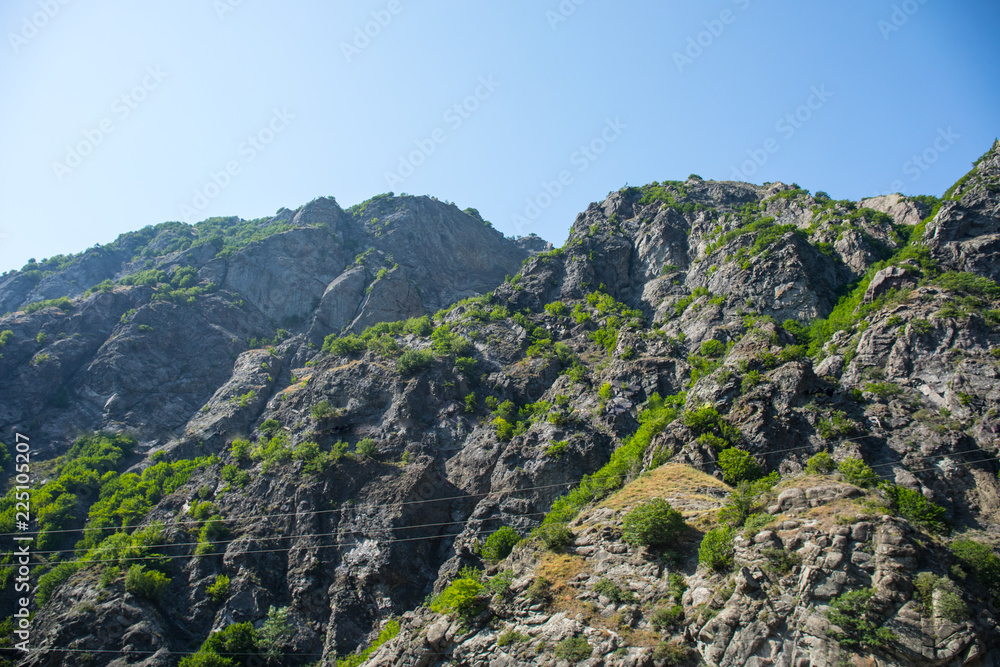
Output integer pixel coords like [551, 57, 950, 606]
[926, 140, 1000, 280]
[366, 467, 996, 667]
[0, 195, 529, 450]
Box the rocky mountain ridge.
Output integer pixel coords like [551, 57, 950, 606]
[1, 140, 999, 667]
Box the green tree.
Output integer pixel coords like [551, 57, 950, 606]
[698, 526, 734, 571]
[397, 349, 435, 375]
[480, 526, 521, 562]
[554, 636, 592, 662]
[717, 448, 762, 484]
[718, 480, 765, 528]
[805, 451, 835, 475]
[882, 483, 948, 533]
[431, 571, 485, 621]
[838, 457, 879, 487]
[825, 587, 897, 650]
[950, 539, 1000, 602]
[124, 564, 170, 600]
[258, 606, 294, 661]
[355, 438, 378, 459]
[206, 574, 230, 603]
[621, 499, 686, 548]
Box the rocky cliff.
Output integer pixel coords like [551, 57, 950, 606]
[1, 141, 999, 667]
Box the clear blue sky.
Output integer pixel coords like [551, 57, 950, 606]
[1, 0, 997, 272]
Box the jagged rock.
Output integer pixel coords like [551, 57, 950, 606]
[864, 265, 916, 303]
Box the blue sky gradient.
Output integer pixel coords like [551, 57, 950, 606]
[1, 0, 997, 272]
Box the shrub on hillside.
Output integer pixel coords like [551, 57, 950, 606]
[480, 526, 521, 562]
[125, 564, 170, 600]
[621, 499, 686, 548]
[698, 526, 734, 571]
[717, 448, 762, 484]
[838, 457, 879, 487]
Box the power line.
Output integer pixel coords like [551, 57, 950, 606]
[20, 522, 524, 565]
[5, 434, 997, 545]
[18, 450, 1000, 566]
[22, 512, 549, 560]
[0, 478, 582, 539]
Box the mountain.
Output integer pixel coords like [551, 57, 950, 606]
[1, 140, 999, 667]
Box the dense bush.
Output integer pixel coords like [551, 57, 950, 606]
[35, 562, 79, 605]
[825, 587, 897, 650]
[431, 324, 473, 356]
[323, 333, 366, 356]
[125, 564, 170, 600]
[206, 574, 230, 603]
[682, 405, 740, 444]
[950, 538, 1000, 602]
[882, 484, 948, 533]
[935, 271, 1000, 298]
[717, 448, 762, 484]
[913, 572, 967, 622]
[652, 641, 691, 665]
[762, 547, 802, 576]
[838, 457, 879, 487]
[430, 569, 486, 621]
[397, 349, 435, 375]
[714, 470, 767, 525]
[698, 526, 734, 571]
[651, 605, 685, 630]
[336, 618, 400, 667]
[179, 621, 259, 667]
[250, 433, 292, 472]
[554, 636, 592, 662]
[480, 526, 521, 562]
[355, 438, 378, 460]
[593, 578, 637, 604]
[311, 400, 334, 420]
[230, 438, 251, 464]
[621, 499, 686, 548]
[221, 464, 249, 489]
[805, 451, 835, 475]
[537, 522, 574, 552]
[196, 518, 230, 556]
[23, 296, 73, 315]
[497, 630, 530, 647]
[540, 392, 685, 529]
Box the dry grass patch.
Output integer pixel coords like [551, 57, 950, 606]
[536, 553, 587, 591]
[599, 463, 729, 521]
[799, 497, 882, 530]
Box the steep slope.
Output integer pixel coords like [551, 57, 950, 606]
[0, 195, 530, 456]
[367, 464, 993, 666]
[2, 141, 1000, 667]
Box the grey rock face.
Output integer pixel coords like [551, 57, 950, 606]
[0, 195, 530, 449]
[926, 140, 1000, 280]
